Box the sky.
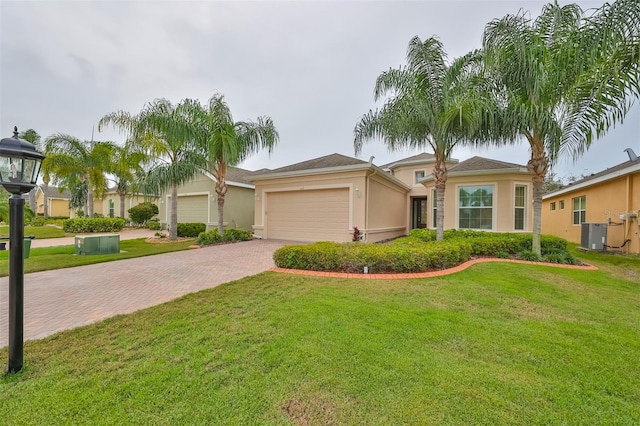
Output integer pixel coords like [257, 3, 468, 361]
[1, 0, 638, 182]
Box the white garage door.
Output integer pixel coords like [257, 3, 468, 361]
[266, 188, 350, 242]
[177, 195, 209, 223]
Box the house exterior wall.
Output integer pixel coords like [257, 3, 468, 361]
[98, 194, 157, 219]
[423, 172, 533, 232]
[252, 170, 368, 242]
[542, 171, 640, 254]
[49, 199, 71, 217]
[366, 174, 408, 242]
[158, 173, 254, 231]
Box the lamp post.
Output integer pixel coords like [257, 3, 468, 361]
[0, 127, 44, 374]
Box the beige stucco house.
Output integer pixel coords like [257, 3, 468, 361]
[158, 167, 255, 231]
[94, 190, 157, 220]
[542, 151, 640, 255]
[250, 153, 534, 243]
[35, 185, 72, 217]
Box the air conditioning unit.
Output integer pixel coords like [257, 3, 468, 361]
[580, 223, 607, 250]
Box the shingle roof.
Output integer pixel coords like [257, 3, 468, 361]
[225, 166, 255, 185]
[41, 185, 71, 199]
[265, 153, 368, 173]
[548, 158, 639, 195]
[448, 156, 527, 173]
[381, 152, 437, 169]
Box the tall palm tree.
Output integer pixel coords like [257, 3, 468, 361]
[194, 94, 279, 235]
[110, 145, 146, 218]
[354, 36, 497, 241]
[99, 98, 204, 240]
[44, 134, 115, 217]
[482, 0, 640, 255]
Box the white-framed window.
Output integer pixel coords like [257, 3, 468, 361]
[109, 199, 115, 218]
[572, 196, 586, 225]
[550, 202, 556, 211]
[514, 185, 526, 230]
[431, 189, 437, 228]
[414, 170, 426, 184]
[459, 185, 493, 230]
[560, 200, 565, 209]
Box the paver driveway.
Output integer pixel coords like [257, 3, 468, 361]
[0, 239, 291, 348]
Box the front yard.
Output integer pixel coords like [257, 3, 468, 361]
[1, 250, 638, 424]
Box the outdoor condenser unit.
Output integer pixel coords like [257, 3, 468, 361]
[75, 234, 120, 255]
[580, 223, 607, 250]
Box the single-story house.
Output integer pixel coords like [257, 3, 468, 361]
[35, 185, 72, 217]
[542, 150, 640, 255]
[249, 153, 534, 243]
[94, 189, 157, 220]
[158, 167, 255, 231]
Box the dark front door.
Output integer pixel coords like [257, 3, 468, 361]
[411, 197, 428, 229]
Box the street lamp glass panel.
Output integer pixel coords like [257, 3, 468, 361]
[0, 156, 10, 183]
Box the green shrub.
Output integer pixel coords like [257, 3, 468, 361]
[62, 218, 125, 233]
[408, 228, 436, 242]
[128, 202, 159, 225]
[31, 217, 47, 227]
[146, 220, 161, 231]
[223, 228, 252, 241]
[196, 228, 253, 246]
[517, 250, 541, 262]
[196, 229, 222, 245]
[495, 251, 510, 259]
[177, 223, 206, 238]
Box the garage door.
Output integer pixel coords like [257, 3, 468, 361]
[266, 188, 350, 242]
[177, 195, 209, 223]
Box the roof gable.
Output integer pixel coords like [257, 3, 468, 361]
[448, 156, 527, 173]
[268, 153, 368, 173]
[382, 152, 440, 169]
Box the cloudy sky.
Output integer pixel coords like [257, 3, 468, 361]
[1, 0, 638, 181]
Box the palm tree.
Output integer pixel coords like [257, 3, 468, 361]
[110, 145, 146, 218]
[354, 36, 497, 241]
[99, 98, 204, 240]
[44, 134, 115, 217]
[194, 94, 279, 235]
[482, 0, 640, 255]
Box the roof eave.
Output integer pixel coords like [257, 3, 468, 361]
[543, 162, 640, 199]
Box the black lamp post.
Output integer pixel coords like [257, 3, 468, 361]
[0, 127, 44, 374]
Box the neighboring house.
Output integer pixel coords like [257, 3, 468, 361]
[542, 150, 640, 255]
[34, 185, 72, 217]
[421, 157, 534, 233]
[158, 167, 255, 231]
[95, 188, 158, 219]
[250, 154, 411, 243]
[250, 153, 533, 243]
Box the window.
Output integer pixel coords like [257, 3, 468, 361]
[458, 185, 493, 230]
[109, 199, 115, 218]
[550, 202, 556, 211]
[414, 170, 426, 184]
[431, 189, 437, 228]
[559, 200, 565, 209]
[572, 196, 586, 225]
[514, 185, 526, 230]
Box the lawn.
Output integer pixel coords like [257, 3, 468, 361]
[0, 238, 196, 277]
[0, 250, 638, 424]
[0, 225, 68, 239]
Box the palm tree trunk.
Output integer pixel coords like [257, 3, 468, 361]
[119, 193, 126, 218]
[87, 183, 94, 218]
[169, 184, 178, 240]
[528, 136, 549, 256]
[43, 180, 49, 219]
[433, 157, 448, 241]
[215, 162, 228, 235]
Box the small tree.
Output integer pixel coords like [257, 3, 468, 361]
[128, 202, 159, 225]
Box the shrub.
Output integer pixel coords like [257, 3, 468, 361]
[517, 250, 541, 262]
[146, 220, 161, 231]
[128, 202, 159, 225]
[408, 228, 436, 242]
[177, 223, 206, 238]
[196, 229, 222, 246]
[352, 226, 361, 242]
[62, 218, 125, 233]
[223, 228, 252, 242]
[31, 217, 46, 227]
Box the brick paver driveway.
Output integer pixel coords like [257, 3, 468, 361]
[0, 239, 291, 348]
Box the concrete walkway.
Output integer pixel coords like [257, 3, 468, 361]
[0, 239, 291, 348]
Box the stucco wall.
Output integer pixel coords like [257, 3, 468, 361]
[542, 171, 639, 254]
[366, 174, 408, 242]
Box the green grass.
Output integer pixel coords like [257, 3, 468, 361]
[0, 225, 69, 239]
[0, 239, 195, 277]
[1, 250, 638, 424]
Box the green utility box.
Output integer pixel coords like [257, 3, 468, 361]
[23, 238, 31, 259]
[75, 234, 120, 255]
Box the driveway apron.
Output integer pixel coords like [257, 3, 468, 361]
[0, 239, 291, 348]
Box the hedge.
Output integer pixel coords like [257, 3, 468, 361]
[177, 223, 206, 238]
[196, 228, 253, 246]
[62, 218, 126, 233]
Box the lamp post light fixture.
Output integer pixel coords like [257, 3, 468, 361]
[0, 126, 44, 374]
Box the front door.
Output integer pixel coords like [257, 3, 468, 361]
[411, 197, 428, 229]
